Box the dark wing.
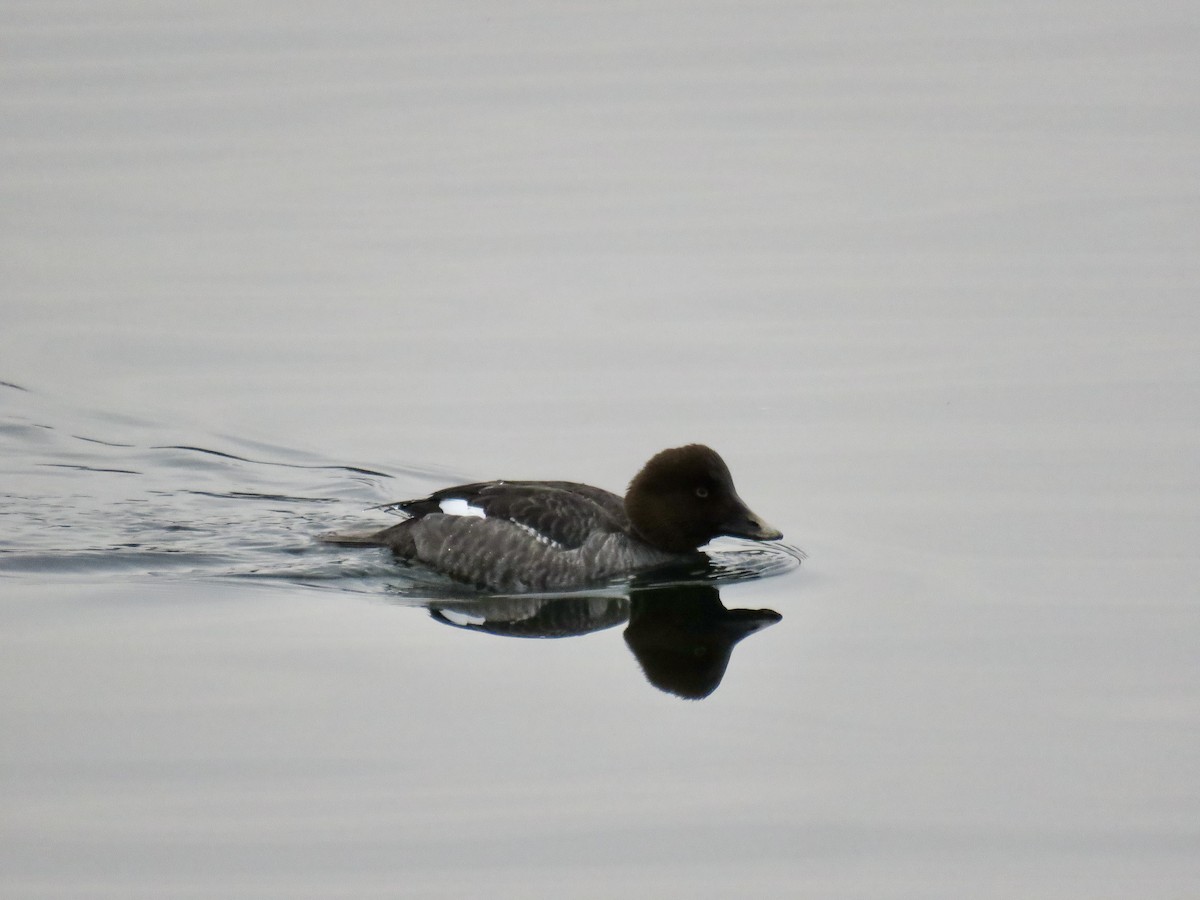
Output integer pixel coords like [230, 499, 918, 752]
[392, 480, 627, 550]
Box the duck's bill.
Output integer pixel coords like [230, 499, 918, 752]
[721, 503, 783, 542]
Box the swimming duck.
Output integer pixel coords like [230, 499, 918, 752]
[349, 444, 781, 592]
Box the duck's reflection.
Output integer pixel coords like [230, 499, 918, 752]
[425, 566, 781, 700]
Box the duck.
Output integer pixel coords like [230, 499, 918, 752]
[339, 444, 781, 593]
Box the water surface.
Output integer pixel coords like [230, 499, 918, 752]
[3, 2, 1198, 898]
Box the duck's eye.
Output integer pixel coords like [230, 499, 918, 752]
[695, 486, 709, 499]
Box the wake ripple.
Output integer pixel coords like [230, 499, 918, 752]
[0, 384, 801, 597]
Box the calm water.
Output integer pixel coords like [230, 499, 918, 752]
[3, 2, 1198, 897]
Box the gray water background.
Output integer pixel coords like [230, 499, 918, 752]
[3, 2, 1198, 897]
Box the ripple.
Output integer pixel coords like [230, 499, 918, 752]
[703, 539, 807, 584]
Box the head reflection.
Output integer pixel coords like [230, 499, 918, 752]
[623, 579, 781, 699]
[425, 563, 781, 700]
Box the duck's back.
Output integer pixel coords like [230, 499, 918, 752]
[391, 481, 628, 544]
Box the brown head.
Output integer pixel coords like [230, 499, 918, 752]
[624, 444, 782, 553]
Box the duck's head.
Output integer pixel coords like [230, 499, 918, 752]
[624, 444, 782, 553]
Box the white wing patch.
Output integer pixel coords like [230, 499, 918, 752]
[438, 498, 487, 518]
[437, 609, 487, 626]
[437, 497, 564, 548]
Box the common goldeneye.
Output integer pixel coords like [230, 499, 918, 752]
[346, 444, 781, 593]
